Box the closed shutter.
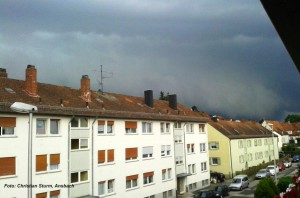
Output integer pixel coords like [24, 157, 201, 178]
[50, 154, 60, 165]
[107, 149, 114, 162]
[36, 192, 47, 198]
[50, 190, 60, 196]
[36, 155, 47, 172]
[143, 172, 154, 177]
[98, 150, 105, 163]
[125, 121, 137, 128]
[126, 174, 138, 181]
[126, 148, 138, 160]
[98, 121, 105, 125]
[162, 169, 166, 173]
[108, 121, 114, 125]
[0, 117, 16, 127]
[0, 157, 15, 176]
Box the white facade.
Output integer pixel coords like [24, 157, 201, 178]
[1, 114, 209, 198]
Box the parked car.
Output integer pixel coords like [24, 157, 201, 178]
[194, 190, 221, 198]
[277, 163, 286, 171]
[292, 155, 300, 162]
[255, 169, 271, 179]
[210, 172, 225, 183]
[266, 165, 279, 176]
[215, 185, 230, 197]
[283, 160, 292, 168]
[229, 175, 249, 191]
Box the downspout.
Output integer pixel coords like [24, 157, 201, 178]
[172, 121, 178, 198]
[68, 116, 75, 198]
[183, 122, 188, 192]
[91, 117, 98, 196]
[229, 139, 233, 178]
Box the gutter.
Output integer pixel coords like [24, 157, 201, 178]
[91, 117, 97, 196]
[68, 115, 75, 198]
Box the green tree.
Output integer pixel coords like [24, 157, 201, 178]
[255, 178, 279, 198]
[277, 176, 293, 192]
[284, 114, 300, 123]
[159, 91, 169, 101]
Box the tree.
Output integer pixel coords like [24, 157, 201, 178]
[284, 114, 300, 123]
[277, 176, 293, 193]
[159, 91, 169, 101]
[255, 178, 279, 198]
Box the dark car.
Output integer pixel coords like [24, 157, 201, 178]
[215, 185, 229, 197]
[194, 190, 220, 198]
[210, 172, 225, 183]
[292, 155, 300, 162]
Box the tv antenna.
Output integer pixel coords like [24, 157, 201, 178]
[96, 65, 113, 93]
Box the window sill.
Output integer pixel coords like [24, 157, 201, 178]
[98, 162, 115, 167]
[0, 175, 17, 179]
[97, 133, 115, 136]
[175, 142, 183, 144]
[99, 192, 116, 198]
[143, 182, 155, 187]
[125, 133, 138, 135]
[71, 180, 89, 185]
[142, 157, 154, 161]
[187, 152, 195, 155]
[176, 164, 184, 166]
[161, 132, 171, 135]
[71, 149, 90, 152]
[36, 169, 62, 175]
[161, 155, 172, 159]
[125, 159, 139, 163]
[142, 133, 153, 135]
[162, 178, 173, 183]
[211, 164, 220, 166]
[126, 186, 139, 191]
[0, 135, 17, 138]
[186, 132, 195, 134]
[36, 135, 62, 137]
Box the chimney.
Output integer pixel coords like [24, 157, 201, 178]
[168, 94, 177, 110]
[25, 65, 38, 96]
[0, 68, 7, 78]
[144, 90, 153, 108]
[81, 75, 91, 102]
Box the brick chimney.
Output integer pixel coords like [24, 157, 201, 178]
[0, 68, 7, 78]
[25, 65, 38, 97]
[81, 75, 91, 102]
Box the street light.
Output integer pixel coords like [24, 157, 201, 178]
[10, 102, 38, 198]
[271, 125, 278, 184]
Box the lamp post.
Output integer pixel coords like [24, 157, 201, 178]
[10, 102, 38, 198]
[271, 125, 278, 184]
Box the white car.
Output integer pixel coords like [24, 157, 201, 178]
[266, 165, 279, 176]
[283, 160, 292, 168]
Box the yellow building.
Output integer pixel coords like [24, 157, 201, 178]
[208, 120, 279, 178]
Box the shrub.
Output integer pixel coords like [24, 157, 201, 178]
[255, 178, 279, 198]
[277, 176, 294, 192]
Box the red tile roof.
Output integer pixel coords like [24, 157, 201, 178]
[264, 120, 300, 136]
[209, 120, 274, 139]
[0, 77, 209, 122]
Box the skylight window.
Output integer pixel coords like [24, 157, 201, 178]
[5, 88, 16, 94]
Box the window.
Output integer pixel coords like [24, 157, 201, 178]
[161, 145, 171, 157]
[202, 179, 209, 186]
[175, 135, 182, 143]
[174, 122, 182, 129]
[50, 154, 60, 170]
[36, 154, 60, 172]
[107, 121, 114, 134]
[98, 121, 105, 134]
[162, 168, 172, 181]
[201, 162, 207, 172]
[126, 175, 138, 189]
[71, 118, 88, 128]
[142, 122, 152, 133]
[50, 190, 60, 198]
[199, 124, 205, 132]
[239, 155, 244, 163]
[248, 153, 253, 161]
[0, 117, 16, 136]
[254, 139, 258, 146]
[36, 192, 47, 198]
[160, 122, 171, 134]
[0, 157, 15, 177]
[187, 144, 195, 154]
[71, 139, 88, 150]
[163, 190, 173, 198]
[98, 180, 115, 196]
[36, 119, 46, 135]
[71, 171, 88, 183]
[238, 140, 243, 148]
[166, 123, 170, 133]
[143, 172, 154, 185]
[126, 148, 138, 161]
[265, 151, 268, 158]
[125, 121, 137, 134]
[209, 142, 219, 150]
[247, 140, 251, 147]
[188, 164, 196, 174]
[143, 146, 153, 159]
[189, 182, 197, 190]
[175, 156, 183, 165]
[50, 119, 59, 135]
[160, 123, 164, 133]
[186, 124, 194, 133]
[145, 196, 155, 198]
[98, 149, 114, 164]
[258, 139, 262, 146]
[200, 143, 206, 152]
[210, 157, 221, 165]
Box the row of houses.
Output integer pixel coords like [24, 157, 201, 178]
[0, 65, 288, 198]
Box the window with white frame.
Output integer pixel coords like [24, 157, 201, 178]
[188, 164, 196, 174]
[36, 118, 60, 136]
[71, 117, 88, 128]
[98, 149, 114, 164]
[258, 139, 262, 146]
[161, 145, 171, 157]
[166, 123, 170, 133]
[98, 121, 105, 134]
[162, 168, 172, 181]
[174, 122, 182, 129]
[200, 143, 206, 152]
[255, 152, 258, 160]
[36, 119, 46, 135]
[71, 171, 88, 183]
[247, 140, 251, 147]
[175, 135, 183, 143]
[98, 120, 114, 135]
[142, 122, 152, 133]
[259, 152, 263, 159]
[202, 179, 209, 186]
[125, 121, 137, 134]
[0, 157, 16, 177]
[163, 190, 173, 198]
[239, 155, 244, 163]
[175, 156, 183, 165]
[264, 139, 268, 145]
[248, 153, 253, 161]
[254, 139, 257, 146]
[0, 117, 16, 137]
[98, 179, 115, 196]
[161, 122, 171, 133]
[143, 172, 154, 185]
[160, 123, 164, 133]
[187, 144, 195, 154]
[71, 139, 88, 150]
[142, 146, 153, 159]
[201, 162, 207, 172]
[126, 175, 138, 189]
[209, 142, 219, 150]
[50, 119, 59, 135]
[238, 140, 243, 148]
[186, 123, 194, 133]
[126, 148, 138, 161]
[36, 154, 60, 172]
[199, 124, 205, 133]
[210, 157, 220, 165]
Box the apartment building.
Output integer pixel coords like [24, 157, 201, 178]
[207, 119, 279, 178]
[0, 66, 210, 198]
